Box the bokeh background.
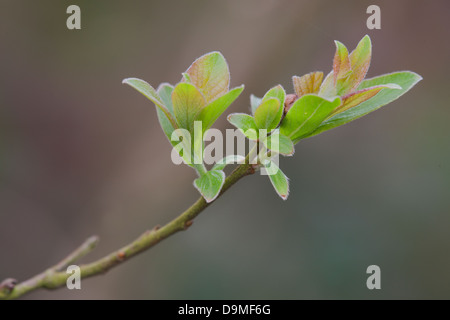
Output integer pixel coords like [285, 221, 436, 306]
[1, 0, 449, 299]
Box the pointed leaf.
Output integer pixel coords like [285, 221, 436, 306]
[172, 82, 206, 131]
[330, 83, 401, 117]
[333, 41, 351, 85]
[280, 94, 341, 142]
[196, 85, 244, 133]
[254, 97, 281, 130]
[194, 170, 225, 203]
[212, 155, 245, 171]
[261, 132, 294, 156]
[185, 51, 230, 102]
[293, 72, 323, 97]
[318, 71, 336, 98]
[319, 36, 372, 97]
[227, 113, 258, 140]
[123, 78, 177, 128]
[345, 35, 372, 93]
[156, 84, 176, 144]
[264, 161, 289, 200]
[123, 78, 164, 108]
[250, 94, 262, 115]
[157, 83, 174, 113]
[306, 71, 423, 138]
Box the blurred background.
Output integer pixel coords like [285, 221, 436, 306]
[0, 0, 449, 299]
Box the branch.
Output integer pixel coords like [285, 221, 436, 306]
[0, 236, 99, 299]
[0, 162, 255, 300]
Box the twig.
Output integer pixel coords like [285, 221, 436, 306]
[0, 162, 255, 300]
[0, 236, 99, 300]
[53, 236, 99, 272]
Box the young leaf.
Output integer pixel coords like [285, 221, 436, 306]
[293, 72, 323, 97]
[172, 82, 206, 131]
[250, 94, 262, 115]
[212, 155, 246, 171]
[261, 85, 285, 126]
[280, 94, 341, 142]
[264, 161, 289, 200]
[254, 97, 281, 130]
[333, 41, 351, 85]
[157, 83, 174, 113]
[329, 83, 401, 117]
[318, 71, 336, 98]
[194, 170, 226, 203]
[156, 84, 176, 144]
[196, 85, 244, 133]
[227, 113, 258, 140]
[319, 36, 372, 97]
[345, 35, 372, 93]
[184, 51, 230, 102]
[261, 132, 294, 156]
[262, 85, 285, 105]
[306, 71, 423, 138]
[168, 83, 204, 167]
[123, 78, 177, 129]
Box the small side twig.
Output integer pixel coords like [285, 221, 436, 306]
[0, 161, 255, 300]
[53, 236, 99, 272]
[0, 236, 99, 300]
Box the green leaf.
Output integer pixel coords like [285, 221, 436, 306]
[185, 51, 230, 102]
[330, 83, 401, 117]
[254, 97, 281, 130]
[172, 82, 206, 131]
[194, 170, 225, 203]
[319, 71, 336, 98]
[318, 71, 336, 98]
[293, 72, 323, 97]
[262, 85, 285, 104]
[345, 35, 372, 94]
[262, 132, 294, 156]
[307, 71, 423, 138]
[261, 85, 285, 126]
[264, 161, 289, 200]
[333, 41, 351, 85]
[280, 94, 341, 142]
[319, 35, 373, 97]
[250, 94, 262, 115]
[157, 83, 174, 113]
[212, 155, 245, 171]
[123, 78, 177, 129]
[196, 85, 244, 133]
[156, 84, 176, 145]
[227, 113, 259, 140]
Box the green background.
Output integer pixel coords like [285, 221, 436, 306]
[0, 0, 449, 299]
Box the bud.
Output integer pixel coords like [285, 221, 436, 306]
[284, 94, 298, 114]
